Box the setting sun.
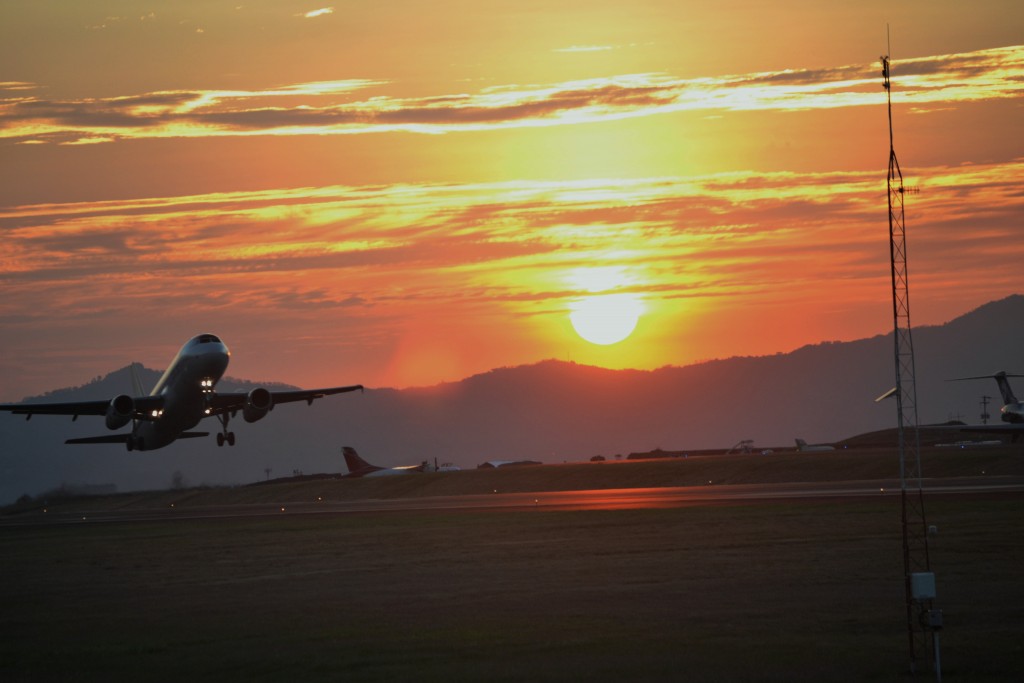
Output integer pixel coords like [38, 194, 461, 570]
[569, 293, 644, 345]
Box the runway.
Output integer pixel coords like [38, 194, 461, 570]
[4, 475, 1021, 526]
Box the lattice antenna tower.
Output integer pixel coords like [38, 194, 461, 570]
[882, 41, 939, 677]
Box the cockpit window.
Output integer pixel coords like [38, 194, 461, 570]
[197, 334, 221, 344]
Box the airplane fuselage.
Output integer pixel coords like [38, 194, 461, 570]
[1002, 402, 1024, 424]
[134, 334, 231, 450]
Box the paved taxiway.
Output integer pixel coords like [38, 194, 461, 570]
[3, 475, 1021, 527]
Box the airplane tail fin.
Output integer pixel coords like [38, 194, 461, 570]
[795, 438, 807, 450]
[951, 372, 1022, 405]
[342, 446, 377, 474]
[993, 372, 1021, 405]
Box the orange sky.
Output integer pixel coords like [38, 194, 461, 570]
[1, 2, 1022, 399]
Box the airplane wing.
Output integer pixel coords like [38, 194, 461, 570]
[959, 424, 1024, 435]
[268, 384, 365, 405]
[0, 396, 164, 420]
[66, 431, 208, 445]
[206, 385, 364, 415]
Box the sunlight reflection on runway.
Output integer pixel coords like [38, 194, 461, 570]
[6, 477, 1022, 526]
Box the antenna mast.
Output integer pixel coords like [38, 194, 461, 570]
[882, 34, 942, 678]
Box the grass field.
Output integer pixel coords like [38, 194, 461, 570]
[2, 492, 1021, 682]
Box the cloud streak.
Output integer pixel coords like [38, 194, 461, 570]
[3, 160, 1021, 318]
[3, 46, 1021, 144]
[300, 7, 334, 19]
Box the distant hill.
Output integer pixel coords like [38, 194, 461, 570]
[2, 294, 1022, 504]
[23, 365, 298, 403]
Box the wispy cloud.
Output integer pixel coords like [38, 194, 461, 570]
[3, 46, 1021, 145]
[0, 81, 37, 92]
[300, 7, 333, 19]
[3, 160, 1021, 321]
[554, 45, 615, 53]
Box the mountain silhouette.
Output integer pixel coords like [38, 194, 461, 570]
[2, 294, 1021, 504]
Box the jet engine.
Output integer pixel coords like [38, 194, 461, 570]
[105, 394, 135, 430]
[243, 387, 274, 423]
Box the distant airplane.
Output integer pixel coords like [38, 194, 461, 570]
[794, 438, 835, 452]
[953, 372, 1024, 424]
[342, 446, 437, 477]
[0, 334, 362, 451]
[950, 371, 1024, 440]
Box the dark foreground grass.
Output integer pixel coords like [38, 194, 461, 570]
[1, 496, 1021, 682]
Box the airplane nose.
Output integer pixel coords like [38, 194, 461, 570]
[192, 343, 230, 375]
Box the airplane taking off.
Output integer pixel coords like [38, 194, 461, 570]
[794, 438, 835, 452]
[342, 447, 436, 477]
[0, 334, 362, 451]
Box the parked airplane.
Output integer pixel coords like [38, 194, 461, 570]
[794, 438, 835, 452]
[0, 334, 362, 451]
[953, 372, 1024, 424]
[342, 446, 437, 477]
[950, 371, 1024, 441]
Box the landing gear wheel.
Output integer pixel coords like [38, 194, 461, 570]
[215, 412, 236, 447]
